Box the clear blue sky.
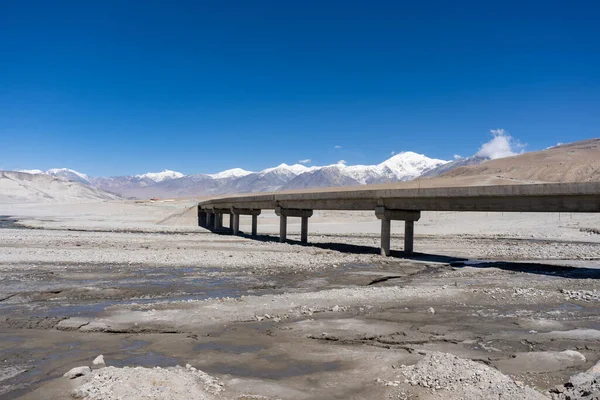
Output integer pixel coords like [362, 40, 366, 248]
[1, 0, 599, 176]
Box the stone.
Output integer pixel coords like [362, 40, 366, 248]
[427, 307, 435, 314]
[92, 355, 105, 366]
[587, 359, 600, 374]
[64, 366, 91, 379]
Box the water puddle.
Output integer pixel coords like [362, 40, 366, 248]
[194, 342, 265, 354]
[205, 356, 342, 379]
[0, 216, 23, 229]
[0, 267, 254, 321]
[111, 352, 179, 368]
[120, 339, 149, 352]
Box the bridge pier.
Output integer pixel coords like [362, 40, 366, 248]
[405, 220, 414, 254]
[275, 207, 313, 243]
[252, 214, 258, 236]
[208, 208, 232, 231]
[197, 208, 207, 227]
[375, 207, 421, 256]
[380, 217, 391, 256]
[228, 213, 234, 230]
[230, 208, 262, 236]
[279, 215, 287, 242]
[205, 211, 213, 229]
[232, 213, 240, 234]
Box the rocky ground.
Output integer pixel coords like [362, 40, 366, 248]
[1, 202, 600, 399]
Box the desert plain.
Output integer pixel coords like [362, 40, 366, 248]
[0, 196, 599, 400]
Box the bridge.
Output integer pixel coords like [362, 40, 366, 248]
[197, 182, 600, 256]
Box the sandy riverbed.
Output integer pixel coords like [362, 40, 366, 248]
[1, 200, 600, 399]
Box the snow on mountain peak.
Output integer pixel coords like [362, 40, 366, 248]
[135, 169, 184, 183]
[208, 168, 253, 179]
[262, 163, 315, 175]
[378, 151, 449, 180]
[18, 169, 44, 175]
[46, 168, 90, 183]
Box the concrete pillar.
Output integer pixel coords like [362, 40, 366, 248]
[375, 207, 420, 257]
[300, 216, 308, 243]
[380, 217, 391, 257]
[251, 215, 258, 236]
[404, 220, 414, 254]
[228, 213, 234, 230]
[206, 213, 213, 229]
[233, 213, 240, 235]
[213, 213, 219, 230]
[275, 207, 313, 243]
[217, 214, 223, 229]
[231, 208, 261, 237]
[279, 215, 287, 243]
[197, 209, 207, 227]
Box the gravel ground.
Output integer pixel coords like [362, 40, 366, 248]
[71, 365, 224, 400]
[394, 352, 547, 399]
[2, 203, 600, 399]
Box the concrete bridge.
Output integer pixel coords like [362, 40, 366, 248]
[197, 182, 600, 256]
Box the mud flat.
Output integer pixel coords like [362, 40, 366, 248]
[1, 201, 600, 399]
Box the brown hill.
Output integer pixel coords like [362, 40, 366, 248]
[438, 139, 600, 184]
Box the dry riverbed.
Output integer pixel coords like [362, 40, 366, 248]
[1, 205, 600, 399]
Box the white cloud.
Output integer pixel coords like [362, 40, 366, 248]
[475, 129, 526, 160]
[298, 159, 311, 164]
[391, 151, 396, 155]
[453, 154, 462, 160]
[337, 159, 347, 165]
[334, 145, 342, 149]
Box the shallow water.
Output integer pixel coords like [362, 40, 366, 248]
[0, 216, 22, 229]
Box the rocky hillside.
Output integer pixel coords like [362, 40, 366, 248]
[439, 139, 600, 183]
[0, 171, 120, 203]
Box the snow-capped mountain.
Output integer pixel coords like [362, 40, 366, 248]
[135, 169, 184, 183]
[16, 168, 92, 185]
[261, 163, 319, 176]
[208, 168, 253, 179]
[334, 152, 448, 185]
[17, 169, 44, 174]
[119, 152, 450, 198]
[46, 168, 91, 183]
[11, 151, 476, 199]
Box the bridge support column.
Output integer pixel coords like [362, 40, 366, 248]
[301, 216, 309, 243]
[380, 217, 391, 256]
[275, 207, 313, 243]
[279, 215, 287, 242]
[375, 207, 421, 256]
[252, 215, 258, 236]
[228, 213, 234, 230]
[206, 212, 213, 229]
[197, 208, 207, 227]
[213, 213, 220, 230]
[210, 208, 233, 231]
[232, 214, 240, 235]
[230, 208, 261, 236]
[405, 220, 414, 254]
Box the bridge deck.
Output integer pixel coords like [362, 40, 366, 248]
[198, 182, 600, 213]
[196, 182, 600, 256]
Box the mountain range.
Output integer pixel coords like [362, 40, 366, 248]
[16, 152, 468, 198]
[6, 139, 600, 201]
